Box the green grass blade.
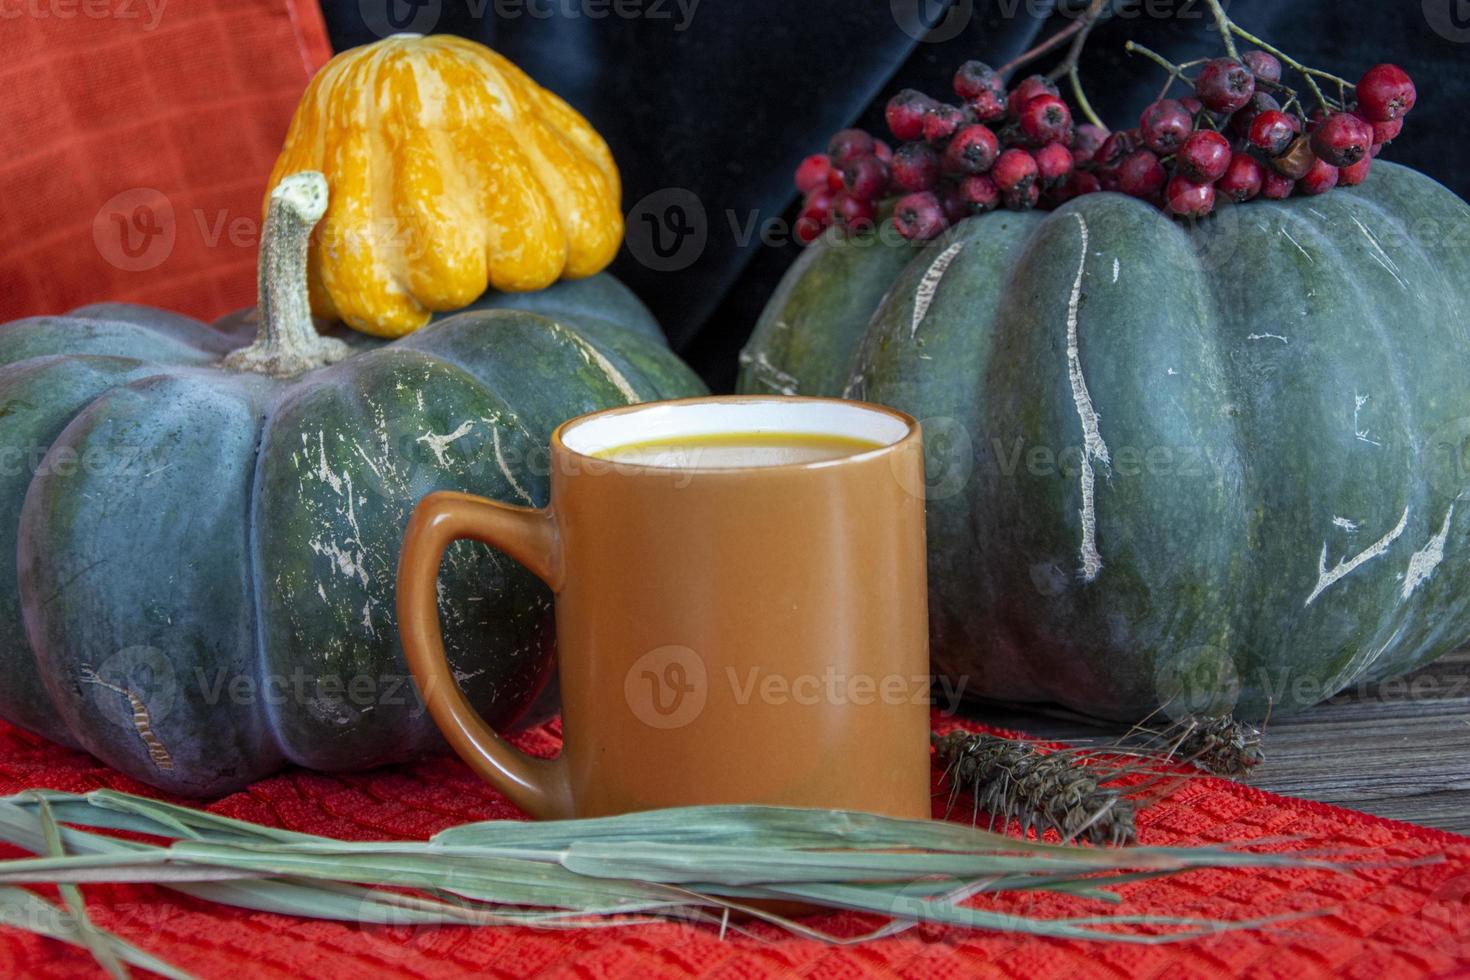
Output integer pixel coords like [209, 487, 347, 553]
[33, 796, 128, 980]
[557, 839, 1336, 886]
[0, 885, 196, 979]
[434, 804, 1040, 852]
[749, 881, 1318, 943]
[167, 842, 692, 911]
[83, 791, 324, 844]
[0, 788, 1362, 947]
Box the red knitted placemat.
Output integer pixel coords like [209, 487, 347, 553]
[0, 0, 332, 323]
[0, 712, 1467, 979]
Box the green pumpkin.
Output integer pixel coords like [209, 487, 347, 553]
[741, 162, 1470, 721]
[0, 173, 706, 795]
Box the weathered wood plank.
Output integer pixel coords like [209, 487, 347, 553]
[968, 649, 1470, 836]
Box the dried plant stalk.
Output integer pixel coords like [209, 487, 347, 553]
[1117, 713, 1267, 780]
[932, 731, 1137, 846]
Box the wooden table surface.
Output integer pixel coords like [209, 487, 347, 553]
[973, 649, 1470, 836]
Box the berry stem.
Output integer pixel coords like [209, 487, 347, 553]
[1152, 57, 1208, 101]
[1204, 0, 1238, 60]
[1126, 41, 1187, 82]
[998, 0, 1111, 105]
[1202, 0, 1351, 111]
[996, 17, 1088, 80]
[1069, 67, 1105, 129]
[1050, 0, 1109, 130]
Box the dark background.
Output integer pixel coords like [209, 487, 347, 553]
[322, 0, 1470, 389]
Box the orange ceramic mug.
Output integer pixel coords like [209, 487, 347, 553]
[397, 396, 931, 821]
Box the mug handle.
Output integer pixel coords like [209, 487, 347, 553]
[397, 491, 573, 819]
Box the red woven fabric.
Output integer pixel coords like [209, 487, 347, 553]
[0, 0, 332, 323]
[0, 713, 1467, 979]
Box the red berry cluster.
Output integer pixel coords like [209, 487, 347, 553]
[1133, 59, 1414, 217]
[793, 129, 896, 243]
[792, 58, 1416, 243]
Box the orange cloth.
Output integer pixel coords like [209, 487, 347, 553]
[0, 0, 332, 323]
[1, 713, 1468, 979]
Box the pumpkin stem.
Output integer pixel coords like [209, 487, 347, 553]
[223, 171, 351, 378]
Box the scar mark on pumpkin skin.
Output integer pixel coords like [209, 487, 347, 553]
[309, 463, 371, 586]
[1333, 516, 1360, 532]
[1064, 213, 1108, 582]
[1305, 506, 1409, 606]
[490, 426, 532, 504]
[1280, 228, 1313, 264]
[1402, 504, 1455, 600]
[1353, 393, 1382, 447]
[1246, 333, 1288, 344]
[1348, 214, 1408, 291]
[77, 666, 173, 771]
[353, 441, 386, 481]
[550, 322, 640, 403]
[738, 350, 799, 395]
[911, 240, 965, 338]
[1111, 258, 1119, 283]
[416, 420, 477, 467]
[316, 432, 344, 494]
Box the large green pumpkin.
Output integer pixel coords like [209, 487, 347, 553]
[0, 173, 705, 794]
[741, 162, 1470, 721]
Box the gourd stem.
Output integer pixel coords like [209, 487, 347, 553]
[223, 172, 350, 378]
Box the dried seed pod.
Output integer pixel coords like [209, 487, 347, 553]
[1169, 716, 1266, 779]
[932, 731, 1137, 846]
[1114, 711, 1267, 780]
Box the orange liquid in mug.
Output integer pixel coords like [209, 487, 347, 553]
[592, 431, 884, 468]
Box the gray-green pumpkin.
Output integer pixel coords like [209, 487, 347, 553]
[0, 172, 705, 794]
[741, 162, 1470, 721]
